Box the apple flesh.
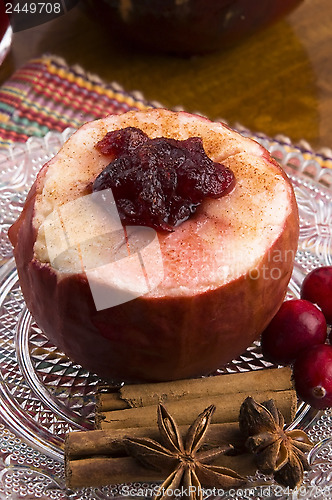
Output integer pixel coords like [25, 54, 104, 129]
[9, 109, 299, 382]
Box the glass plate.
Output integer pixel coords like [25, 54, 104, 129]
[0, 129, 332, 500]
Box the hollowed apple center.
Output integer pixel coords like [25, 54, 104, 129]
[92, 126, 235, 232]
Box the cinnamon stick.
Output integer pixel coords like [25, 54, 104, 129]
[66, 452, 257, 489]
[97, 367, 293, 412]
[66, 456, 161, 489]
[97, 389, 297, 430]
[65, 417, 257, 489]
[66, 422, 245, 460]
[67, 369, 298, 490]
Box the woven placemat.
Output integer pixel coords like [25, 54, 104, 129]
[0, 54, 158, 148]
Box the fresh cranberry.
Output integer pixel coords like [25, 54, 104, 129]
[293, 344, 332, 409]
[93, 127, 235, 232]
[260, 299, 327, 365]
[301, 266, 332, 325]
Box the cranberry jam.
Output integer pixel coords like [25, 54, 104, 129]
[93, 126, 235, 232]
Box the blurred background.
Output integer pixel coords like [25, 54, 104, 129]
[0, 0, 331, 150]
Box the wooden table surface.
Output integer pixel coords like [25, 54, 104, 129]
[0, 0, 331, 152]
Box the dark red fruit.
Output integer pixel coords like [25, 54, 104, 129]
[261, 299, 327, 365]
[293, 344, 332, 409]
[301, 266, 332, 325]
[93, 127, 235, 232]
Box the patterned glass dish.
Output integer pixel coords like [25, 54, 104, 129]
[0, 127, 331, 499]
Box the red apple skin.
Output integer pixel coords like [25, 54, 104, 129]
[10, 208, 297, 383]
[9, 111, 299, 383]
[82, 0, 304, 55]
[9, 186, 298, 383]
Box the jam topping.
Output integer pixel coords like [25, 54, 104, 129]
[93, 127, 235, 232]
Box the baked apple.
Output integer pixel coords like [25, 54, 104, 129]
[9, 109, 299, 382]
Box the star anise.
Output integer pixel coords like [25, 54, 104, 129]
[239, 396, 314, 489]
[124, 403, 245, 500]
